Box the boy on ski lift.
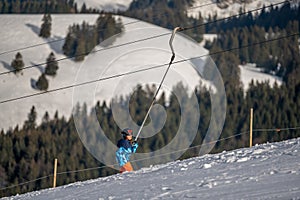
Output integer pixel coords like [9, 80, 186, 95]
[116, 128, 138, 173]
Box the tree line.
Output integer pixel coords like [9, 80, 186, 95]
[0, 0, 99, 14]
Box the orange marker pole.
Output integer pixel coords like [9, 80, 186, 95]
[53, 158, 58, 188]
[250, 108, 253, 147]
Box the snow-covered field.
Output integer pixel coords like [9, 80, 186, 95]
[239, 63, 282, 91]
[0, 14, 211, 131]
[0, 14, 99, 131]
[0, 14, 282, 131]
[4, 137, 300, 199]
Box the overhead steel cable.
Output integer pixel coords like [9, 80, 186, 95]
[253, 127, 300, 132]
[0, 0, 215, 56]
[0, 0, 288, 76]
[0, 32, 170, 76]
[0, 175, 52, 191]
[0, 31, 298, 105]
[0, 38, 65, 56]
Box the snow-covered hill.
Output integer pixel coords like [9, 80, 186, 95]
[4, 138, 300, 199]
[0, 14, 212, 131]
[0, 14, 99, 131]
[0, 14, 282, 131]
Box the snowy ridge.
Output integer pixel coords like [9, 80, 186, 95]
[4, 138, 300, 199]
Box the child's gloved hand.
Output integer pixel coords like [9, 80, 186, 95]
[132, 143, 138, 152]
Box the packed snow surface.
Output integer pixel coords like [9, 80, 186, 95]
[4, 138, 300, 199]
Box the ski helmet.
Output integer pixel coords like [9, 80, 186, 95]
[121, 128, 133, 136]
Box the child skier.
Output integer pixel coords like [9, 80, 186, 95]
[116, 128, 138, 173]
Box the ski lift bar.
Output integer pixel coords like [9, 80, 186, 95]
[134, 27, 182, 142]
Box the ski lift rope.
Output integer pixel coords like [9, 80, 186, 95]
[0, 31, 299, 105]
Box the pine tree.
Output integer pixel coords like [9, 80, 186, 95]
[11, 52, 24, 74]
[39, 14, 52, 38]
[62, 27, 76, 56]
[23, 106, 37, 130]
[74, 36, 85, 61]
[45, 52, 59, 76]
[36, 73, 49, 91]
[11, 0, 21, 13]
[80, 3, 87, 13]
[42, 111, 50, 124]
[239, 28, 250, 63]
[0, 2, 3, 13]
[0, 166, 7, 188]
[1, 0, 10, 13]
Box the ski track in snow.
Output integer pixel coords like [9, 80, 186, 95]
[3, 138, 300, 200]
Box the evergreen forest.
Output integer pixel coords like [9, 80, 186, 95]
[0, 0, 99, 14]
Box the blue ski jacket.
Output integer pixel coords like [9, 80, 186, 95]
[116, 139, 138, 167]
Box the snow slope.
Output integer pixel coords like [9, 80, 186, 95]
[0, 14, 213, 131]
[0, 15, 282, 131]
[4, 138, 300, 199]
[239, 63, 282, 91]
[0, 14, 99, 130]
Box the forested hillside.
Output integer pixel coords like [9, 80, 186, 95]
[0, 0, 98, 13]
[0, 0, 299, 198]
